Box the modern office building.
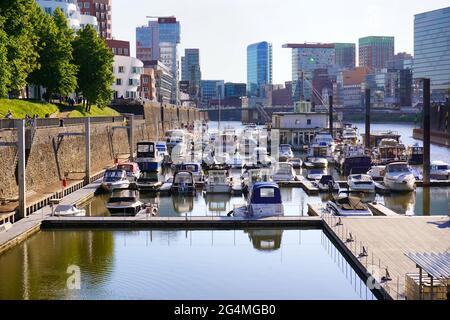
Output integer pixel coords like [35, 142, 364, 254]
[414, 7, 450, 101]
[78, 0, 112, 38]
[224, 83, 247, 98]
[283, 43, 335, 103]
[247, 41, 273, 97]
[200, 80, 225, 106]
[136, 17, 181, 104]
[181, 49, 201, 100]
[336, 67, 370, 108]
[387, 52, 413, 70]
[36, 0, 98, 31]
[106, 39, 130, 56]
[359, 36, 395, 70]
[334, 43, 356, 69]
[143, 60, 175, 104]
[112, 55, 144, 100]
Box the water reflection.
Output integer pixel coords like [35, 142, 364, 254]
[0, 229, 375, 300]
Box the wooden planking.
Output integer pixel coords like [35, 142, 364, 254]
[324, 216, 450, 299]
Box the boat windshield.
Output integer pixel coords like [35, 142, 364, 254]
[310, 169, 324, 174]
[319, 176, 333, 184]
[387, 164, 410, 173]
[174, 173, 193, 184]
[104, 170, 124, 178]
[117, 164, 134, 172]
[436, 165, 449, 170]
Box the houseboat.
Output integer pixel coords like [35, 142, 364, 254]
[361, 130, 401, 147]
[372, 139, 408, 165]
[101, 169, 130, 192]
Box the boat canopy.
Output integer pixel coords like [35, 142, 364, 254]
[173, 171, 194, 184]
[250, 183, 282, 204]
[333, 197, 368, 211]
[180, 163, 201, 172]
[319, 175, 334, 184]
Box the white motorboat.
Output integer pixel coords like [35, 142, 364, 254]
[430, 161, 450, 180]
[287, 158, 303, 169]
[117, 162, 141, 181]
[171, 170, 196, 195]
[383, 162, 416, 192]
[106, 190, 143, 216]
[315, 175, 340, 193]
[307, 157, 328, 169]
[372, 138, 408, 165]
[247, 147, 271, 167]
[101, 169, 130, 192]
[136, 203, 159, 217]
[307, 168, 326, 181]
[176, 162, 204, 183]
[204, 170, 232, 194]
[347, 174, 376, 193]
[272, 162, 296, 182]
[341, 128, 358, 144]
[326, 196, 373, 217]
[279, 144, 294, 161]
[53, 204, 86, 217]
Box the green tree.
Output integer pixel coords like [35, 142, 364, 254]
[73, 25, 114, 112]
[0, 0, 40, 96]
[0, 17, 11, 98]
[28, 7, 77, 101]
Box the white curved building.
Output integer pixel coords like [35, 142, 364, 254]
[36, 0, 98, 31]
[112, 55, 144, 100]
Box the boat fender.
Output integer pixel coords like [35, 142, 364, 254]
[227, 210, 234, 217]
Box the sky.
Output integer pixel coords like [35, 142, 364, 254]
[112, 0, 449, 84]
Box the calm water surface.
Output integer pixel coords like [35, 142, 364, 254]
[0, 229, 375, 300]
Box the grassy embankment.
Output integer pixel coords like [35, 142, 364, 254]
[0, 99, 120, 118]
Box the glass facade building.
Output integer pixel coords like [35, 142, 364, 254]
[359, 36, 395, 70]
[181, 49, 201, 99]
[247, 42, 273, 97]
[225, 83, 247, 98]
[136, 17, 180, 104]
[334, 43, 356, 69]
[200, 80, 224, 106]
[283, 43, 335, 102]
[414, 7, 450, 101]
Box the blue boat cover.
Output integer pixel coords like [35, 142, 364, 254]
[250, 182, 282, 204]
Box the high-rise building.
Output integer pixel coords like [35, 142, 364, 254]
[78, 0, 112, 39]
[387, 52, 413, 70]
[283, 43, 335, 102]
[143, 60, 174, 104]
[136, 17, 181, 104]
[200, 80, 224, 106]
[359, 36, 395, 70]
[181, 49, 201, 101]
[414, 7, 450, 101]
[336, 67, 370, 108]
[334, 43, 356, 69]
[247, 41, 273, 97]
[36, 0, 98, 31]
[106, 39, 130, 56]
[224, 83, 247, 98]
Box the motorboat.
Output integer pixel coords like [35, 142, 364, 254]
[136, 141, 162, 172]
[204, 170, 232, 194]
[347, 174, 376, 193]
[247, 147, 271, 167]
[53, 204, 86, 217]
[367, 165, 386, 181]
[407, 143, 424, 165]
[307, 168, 326, 181]
[335, 144, 372, 176]
[165, 129, 185, 149]
[430, 161, 450, 180]
[106, 190, 143, 216]
[341, 127, 358, 144]
[101, 169, 130, 192]
[242, 168, 272, 192]
[315, 175, 340, 193]
[232, 182, 284, 218]
[226, 152, 244, 168]
[326, 196, 373, 217]
[307, 157, 328, 169]
[156, 142, 170, 166]
[312, 133, 336, 153]
[361, 130, 401, 148]
[171, 170, 196, 195]
[170, 142, 187, 165]
[158, 177, 173, 194]
[176, 162, 204, 183]
[279, 144, 294, 162]
[372, 139, 408, 165]
[287, 158, 303, 169]
[136, 203, 160, 217]
[383, 162, 416, 192]
[117, 162, 141, 181]
[136, 171, 163, 191]
[272, 162, 296, 182]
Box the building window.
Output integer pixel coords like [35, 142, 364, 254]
[118, 66, 125, 73]
[307, 119, 311, 125]
[118, 48, 123, 55]
[143, 77, 149, 84]
[116, 79, 122, 86]
[124, 48, 129, 56]
[84, 2, 90, 9]
[45, 7, 52, 14]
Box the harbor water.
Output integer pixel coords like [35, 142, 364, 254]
[0, 229, 376, 300]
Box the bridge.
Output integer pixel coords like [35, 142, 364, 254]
[198, 105, 294, 124]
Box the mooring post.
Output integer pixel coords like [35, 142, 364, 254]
[365, 89, 371, 149]
[422, 78, 431, 187]
[329, 95, 333, 138]
[126, 114, 135, 162]
[85, 117, 91, 185]
[17, 119, 27, 218]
